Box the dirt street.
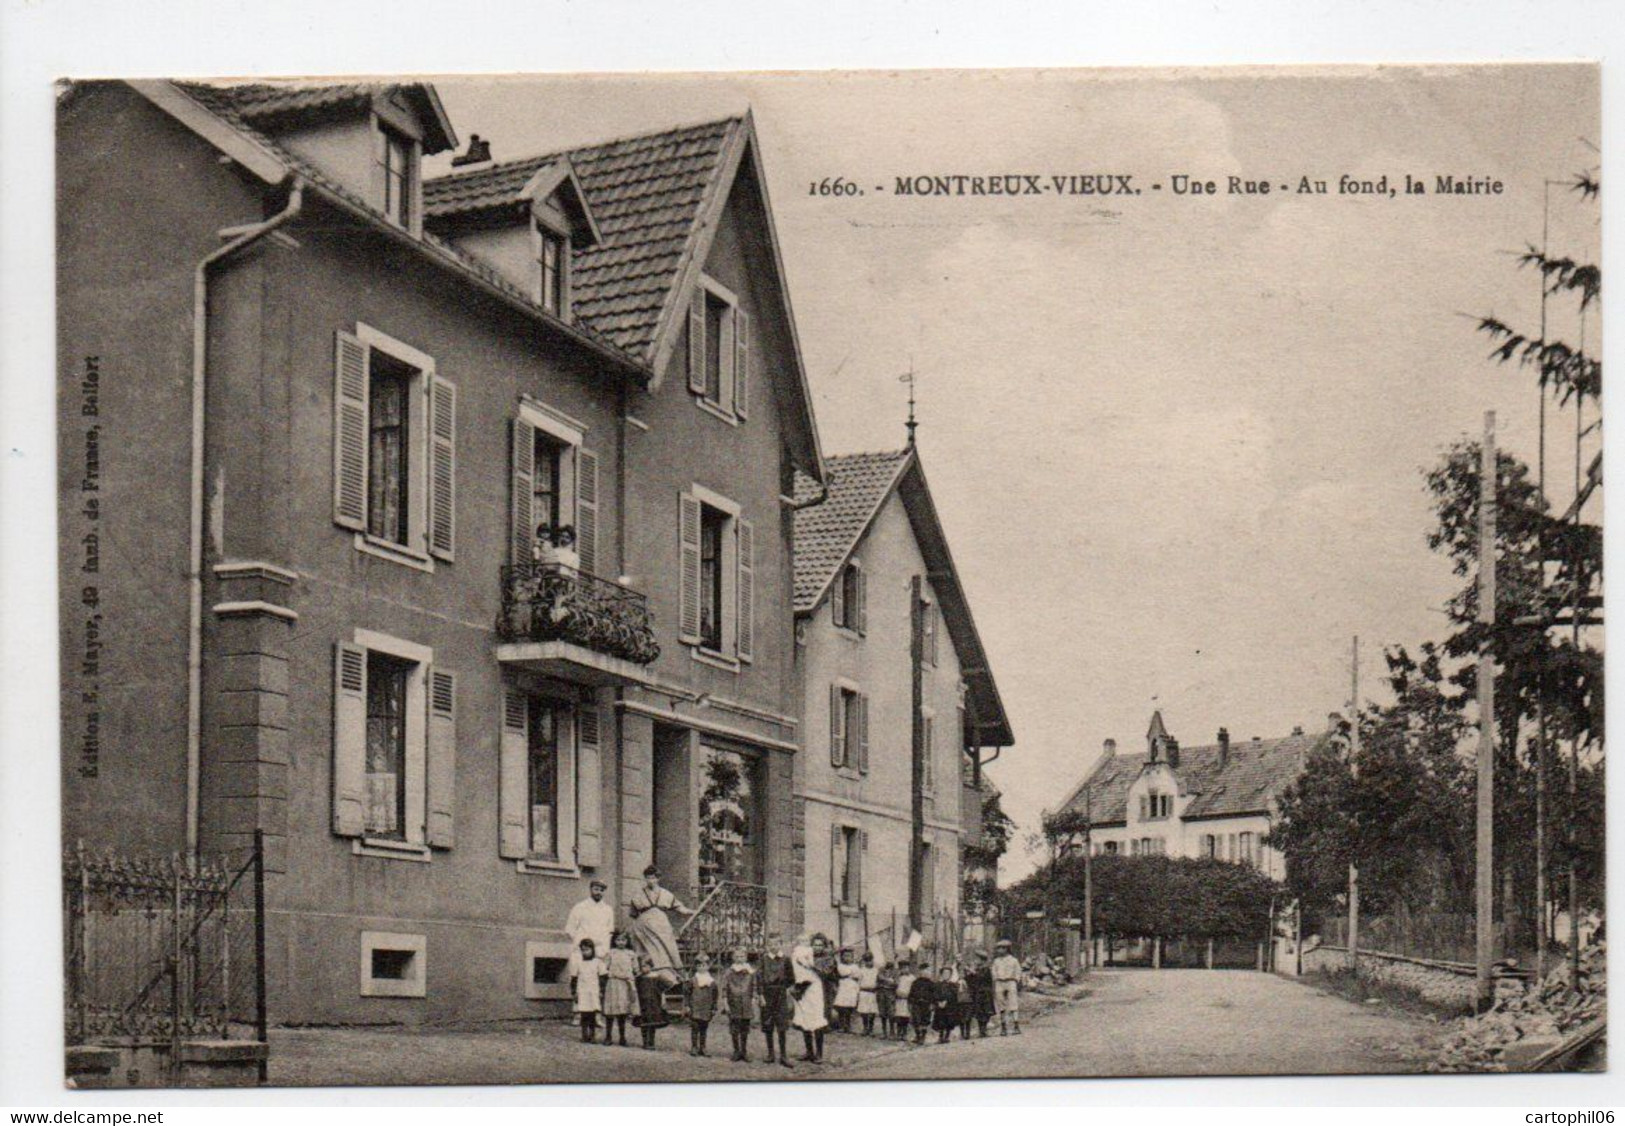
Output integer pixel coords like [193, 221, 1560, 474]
[269, 970, 1443, 1088]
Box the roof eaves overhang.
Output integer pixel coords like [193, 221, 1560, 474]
[133, 80, 649, 385]
[899, 457, 1014, 747]
[794, 449, 916, 620]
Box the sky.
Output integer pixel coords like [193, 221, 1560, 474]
[427, 66, 1599, 879]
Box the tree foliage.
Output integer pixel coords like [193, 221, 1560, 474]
[1005, 854, 1280, 941]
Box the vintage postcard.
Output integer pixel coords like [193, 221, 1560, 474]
[54, 64, 1601, 1088]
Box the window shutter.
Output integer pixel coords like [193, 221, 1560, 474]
[425, 668, 456, 848]
[331, 642, 368, 837]
[428, 376, 456, 561]
[333, 331, 369, 531]
[830, 824, 843, 907]
[499, 688, 530, 859]
[576, 703, 603, 868]
[858, 829, 869, 908]
[855, 567, 867, 634]
[829, 684, 844, 768]
[736, 517, 754, 662]
[831, 568, 846, 629]
[678, 493, 702, 643]
[511, 418, 536, 565]
[733, 307, 750, 419]
[857, 694, 870, 774]
[576, 448, 600, 577]
[687, 288, 706, 394]
[923, 716, 934, 790]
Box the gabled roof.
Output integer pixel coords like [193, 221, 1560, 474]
[1058, 727, 1329, 826]
[792, 449, 912, 611]
[225, 81, 457, 154]
[425, 117, 736, 361]
[794, 447, 1013, 747]
[427, 112, 824, 480]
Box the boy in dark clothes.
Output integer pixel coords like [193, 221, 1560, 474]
[721, 947, 756, 1062]
[756, 935, 795, 1068]
[875, 959, 899, 1039]
[633, 956, 669, 1050]
[907, 964, 935, 1045]
[933, 963, 963, 1043]
[966, 952, 996, 1038]
[685, 953, 718, 1057]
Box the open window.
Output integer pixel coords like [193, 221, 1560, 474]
[510, 402, 598, 576]
[332, 630, 455, 858]
[686, 277, 750, 422]
[678, 487, 754, 665]
[333, 325, 456, 569]
[833, 559, 866, 634]
[499, 687, 604, 874]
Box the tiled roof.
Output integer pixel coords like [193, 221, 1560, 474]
[170, 82, 643, 372]
[791, 449, 912, 611]
[425, 117, 739, 360]
[224, 83, 376, 119]
[1060, 730, 1328, 825]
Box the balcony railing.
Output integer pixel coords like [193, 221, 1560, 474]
[499, 563, 659, 666]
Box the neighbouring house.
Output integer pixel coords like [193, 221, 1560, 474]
[1057, 710, 1332, 881]
[790, 446, 1013, 952]
[58, 79, 824, 1024]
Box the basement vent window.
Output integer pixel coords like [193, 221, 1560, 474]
[524, 937, 576, 1001]
[372, 948, 415, 980]
[359, 931, 427, 998]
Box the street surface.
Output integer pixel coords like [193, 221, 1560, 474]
[270, 970, 1442, 1088]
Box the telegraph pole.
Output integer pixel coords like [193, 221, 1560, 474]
[1083, 786, 1094, 970]
[1475, 411, 1498, 1013]
[1346, 636, 1360, 970]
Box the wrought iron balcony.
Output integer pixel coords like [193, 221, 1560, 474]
[498, 563, 659, 685]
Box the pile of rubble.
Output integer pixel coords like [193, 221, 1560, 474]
[1430, 922, 1605, 1073]
[1022, 952, 1075, 990]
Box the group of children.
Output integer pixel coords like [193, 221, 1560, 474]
[570, 932, 1025, 1062]
[569, 933, 800, 1065]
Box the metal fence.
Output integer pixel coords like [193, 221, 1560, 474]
[1322, 911, 1520, 965]
[677, 881, 768, 964]
[64, 834, 266, 1072]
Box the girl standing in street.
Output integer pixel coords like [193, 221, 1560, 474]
[832, 947, 860, 1032]
[601, 930, 637, 1046]
[790, 933, 828, 1062]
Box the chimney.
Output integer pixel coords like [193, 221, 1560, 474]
[451, 134, 493, 167]
[1102, 738, 1117, 758]
[1291, 724, 1304, 736]
[1217, 727, 1230, 769]
[1164, 736, 1180, 769]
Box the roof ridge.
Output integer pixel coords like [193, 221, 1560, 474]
[825, 447, 912, 462]
[426, 113, 744, 186]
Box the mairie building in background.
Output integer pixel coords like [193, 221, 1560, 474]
[1057, 710, 1331, 881]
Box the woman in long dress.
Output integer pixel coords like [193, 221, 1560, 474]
[790, 933, 828, 1062]
[626, 865, 692, 986]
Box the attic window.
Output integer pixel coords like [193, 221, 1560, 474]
[536, 224, 567, 315]
[378, 124, 416, 229]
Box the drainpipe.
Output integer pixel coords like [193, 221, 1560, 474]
[186, 180, 305, 855]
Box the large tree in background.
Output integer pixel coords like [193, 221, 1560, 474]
[1274, 172, 1603, 951]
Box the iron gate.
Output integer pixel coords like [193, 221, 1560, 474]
[64, 832, 266, 1078]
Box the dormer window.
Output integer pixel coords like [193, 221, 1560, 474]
[536, 224, 567, 315]
[377, 123, 418, 230]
